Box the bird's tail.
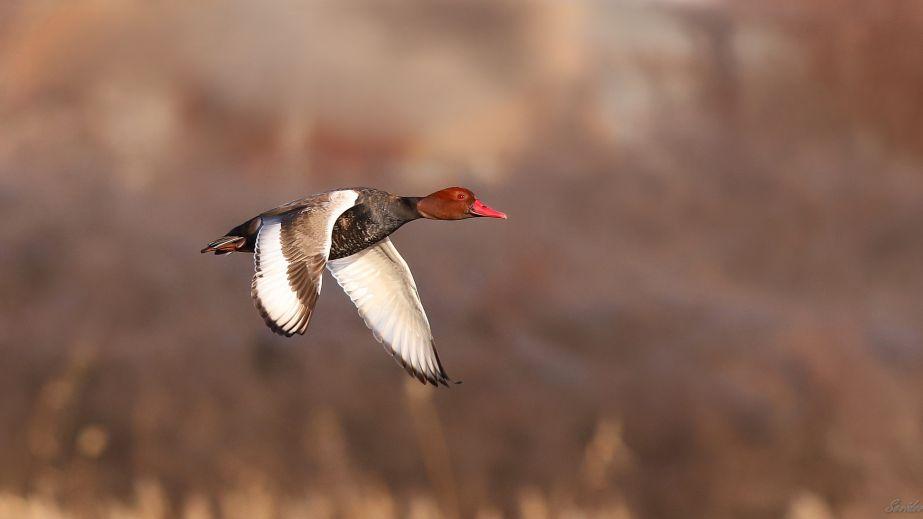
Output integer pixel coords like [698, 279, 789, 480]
[201, 235, 247, 255]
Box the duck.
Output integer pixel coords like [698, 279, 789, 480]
[202, 187, 507, 386]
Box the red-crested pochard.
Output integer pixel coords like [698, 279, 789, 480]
[202, 187, 507, 385]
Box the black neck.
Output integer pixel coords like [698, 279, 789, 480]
[329, 194, 421, 260]
[395, 196, 423, 222]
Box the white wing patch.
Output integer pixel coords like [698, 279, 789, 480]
[252, 219, 306, 334]
[327, 238, 452, 385]
[251, 190, 358, 336]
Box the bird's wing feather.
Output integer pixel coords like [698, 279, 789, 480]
[251, 190, 359, 336]
[326, 238, 452, 385]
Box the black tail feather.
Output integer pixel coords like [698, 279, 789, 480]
[201, 236, 246, 254]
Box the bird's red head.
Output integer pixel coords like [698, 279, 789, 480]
[417, 187, 508, 220]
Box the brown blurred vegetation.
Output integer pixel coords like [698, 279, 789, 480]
[1, 0, 922, 517]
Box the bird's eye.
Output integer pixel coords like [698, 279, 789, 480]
[456, 193, 466, 200]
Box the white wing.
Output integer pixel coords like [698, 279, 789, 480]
[327, 238, 453, 385]
[251, 190, 358, 336]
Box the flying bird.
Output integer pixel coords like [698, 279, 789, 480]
[202, 187, 507, 385]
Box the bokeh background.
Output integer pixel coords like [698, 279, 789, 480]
[2, 1, 923, 517]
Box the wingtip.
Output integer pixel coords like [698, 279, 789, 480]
[433, 373, 460, 388]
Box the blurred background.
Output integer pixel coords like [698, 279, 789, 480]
[1, 0, 922, 517]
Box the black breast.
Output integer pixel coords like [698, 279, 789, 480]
[328, 190, 418, 260]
